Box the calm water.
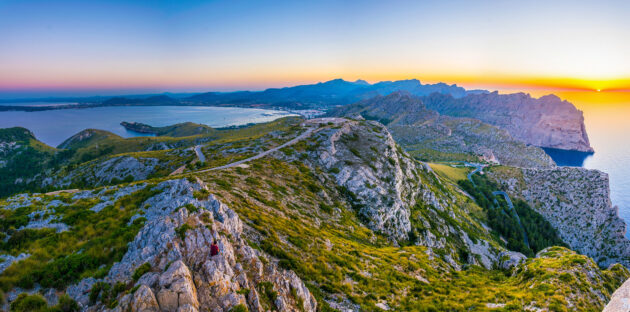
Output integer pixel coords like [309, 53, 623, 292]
[0, 101, 78, 107]
[0, 106, 295, 147]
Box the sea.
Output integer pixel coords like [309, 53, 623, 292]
[0, 105, 296, 147]
[0, 94, 629, 236]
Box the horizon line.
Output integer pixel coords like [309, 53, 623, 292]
[1, 76, 629, 100]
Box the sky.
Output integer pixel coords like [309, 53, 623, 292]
[0, 0, 629, 98]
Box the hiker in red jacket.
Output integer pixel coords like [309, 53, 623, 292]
[211, 240, 219, 256]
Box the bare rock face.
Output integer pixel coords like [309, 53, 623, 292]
[490, 167, 630, 268]
[301, 119, 427, 240]
[291, 119, 502, 268]
[604, 278, 630, 312]
[423, 92, 593, 152]
[130, 285, 159, 312]
[58, 156, 159, 187]
[70, 178, 316, 312]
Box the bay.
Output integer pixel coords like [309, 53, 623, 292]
[0, 105, 295, 147]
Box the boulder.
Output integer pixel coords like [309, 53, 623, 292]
[131, 285, 159, 312]
[498, 251, 527, 270]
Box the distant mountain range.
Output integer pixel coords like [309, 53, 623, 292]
[185, 78, 487, 108]
[0, 79, 487, 111]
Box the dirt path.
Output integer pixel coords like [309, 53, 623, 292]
[197, 127, 319, 173]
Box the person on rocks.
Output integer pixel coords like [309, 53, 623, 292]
[211, 239, 220, 256]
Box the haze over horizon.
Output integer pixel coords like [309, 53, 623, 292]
[1, 0, 630, 97]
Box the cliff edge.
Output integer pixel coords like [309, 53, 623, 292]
[423, 92, 593, 152]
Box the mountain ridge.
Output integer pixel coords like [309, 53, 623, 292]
[421, 91, 593, 152]
[0, 117, 627, 310]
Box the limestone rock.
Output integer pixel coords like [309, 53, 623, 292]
[68, 179, 316, 312]
[285, 118, 501, 269]
[131, 285, 159, 312]
[490, 167, 630, 268]
[328, 92, 556, 168]
[604, 278, 630, 312]
[422, 91, 593, 152]
[498, 251, 527, 270]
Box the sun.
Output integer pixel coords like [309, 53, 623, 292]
[596, 89, 601, 92]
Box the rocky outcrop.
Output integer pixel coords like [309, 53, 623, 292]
[298, 118, 430, 240]
[59, 156, 158, 187]
[604, 278, 630, 312]
[498, 251, 526, 271]
[0, 253, 30, 274]
[69, 178, 316, 312]
[490, 166, 630, 268]
[287, 118, 502, 269]
[422, 92, 593, 152]
[329, 92, 556, 168]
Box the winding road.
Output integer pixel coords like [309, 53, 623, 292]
[493, 191, 529, 247]
[466, 163, 530, 249]
[465, 162, 485, 186]
[194, 145, 206, 163]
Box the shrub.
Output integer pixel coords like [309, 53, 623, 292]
[132, 263, 151, 281]
[182, 203, 199, 213]
[175, 224, 193, 240]
[89, 282, 108, 304]
[33, 253, 102, 289]
[319, 203, 332, 214]
[230, 304, 249, 312]
[258, 281, 278, 309]
[10, 293, 48, 312]
[3, 228, 55, 252]
[193, 189, 210, 200]
[52, 294, 80, 312]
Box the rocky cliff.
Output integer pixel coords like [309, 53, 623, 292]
[422, 92, 593, 152]
[89, 178, 316, 312]
[277, 118, 503, 269]
[0, 178, 317, 312]
[329, 92, 556, 168]
[489, 166, 630, 268]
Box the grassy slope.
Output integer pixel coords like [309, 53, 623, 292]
[0, 128, 60, 197]
[0, 184, 159, 291]
[189, 155, 626, 311]
[0, 117, 305, 197]
[151, 122, 216, 137]
[429, 163, 470, 183]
